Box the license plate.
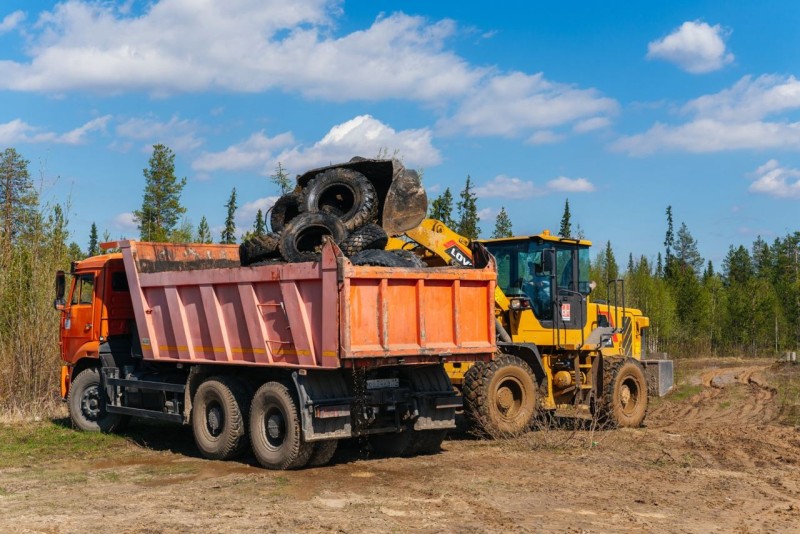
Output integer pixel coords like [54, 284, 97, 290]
[366, 378, 399, 390]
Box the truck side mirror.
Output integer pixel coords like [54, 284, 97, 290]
[54, 270, 66, 310]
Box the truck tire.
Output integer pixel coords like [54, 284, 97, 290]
[301, 168, 378, 231]
[407, 430, 448, 455]
[369, 430, 413, 457]
[351, 249, 423, 268]
[338, 223, 388, 257]
[462, 355, 537, 437]
[249, 381, 314, 470]
[239, 233, 280, 266]
[270, 193, 301, 233]
[192, 376, 250, 461]
[67, 367, 129, 433]
[307, 439, 338, 467]
[279, 212, 347, 263]
[598, 358, 648, 428]
[406, 365, 451, 455]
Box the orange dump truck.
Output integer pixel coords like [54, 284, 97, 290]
[55, 240, 496, 469]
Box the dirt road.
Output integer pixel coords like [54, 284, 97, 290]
[1, 358, 799, 533]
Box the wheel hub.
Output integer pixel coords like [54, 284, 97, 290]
[267, 413, 285, 442]
[207, 405, 223, 436]
[497, 386, 514, 411]
[80, 386, 101, 421]
[620, 384, 631, 408]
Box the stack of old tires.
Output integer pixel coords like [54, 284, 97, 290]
[239, 167, 425, 268]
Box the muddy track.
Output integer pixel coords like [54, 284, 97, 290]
[1, 359, 799, 532]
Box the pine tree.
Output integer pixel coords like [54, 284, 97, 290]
[575, 223, 585, 240]
[253, 209, 266, 236]
[221, 188, 237, 244]
[675, 222, 703, 276]
[559, 199, 572, 238]
[133, 144, 187, 242]
[664, 205, 675, 275]
[456, 176, 481, 239]
[492, 207, 513, 238]
[429, 188, 455, 228]
[88, 222, 99, 256]
[196, 216, 211, 243]
[271, 162, 292, 195]
[604, 241, 619, 281]
[0, 148, 38, 255]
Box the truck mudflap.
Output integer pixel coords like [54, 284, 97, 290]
[293, 365, 461, 441]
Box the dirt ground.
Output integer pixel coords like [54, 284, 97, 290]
[1, 358, 799, 533]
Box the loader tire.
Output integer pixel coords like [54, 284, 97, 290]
[301, 168, 378, 231]
[68, 367, 129, 433]
[598, 358, 648, 428]
[192, 376, 250, 461]
[249, 381, 314, 470]
[338, 223, 388, 257]
[351, 249, 422, 268]
[307, 439, 338, 467]
[239, 233, 281, 266]
[270, 193, 301, 233]
[462, 355, 537, 437]
[279, 212, 347, 263]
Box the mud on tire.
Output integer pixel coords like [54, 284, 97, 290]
[462, 354, 538, 437]
[249, 381, 314, 470]
[191, 376, 251, 461]
[338, 223, 388, 257]
[239, 233, 281, 266]
[279, 211, 347, 263]
[596, 357, 648, 428]
[67, 367, 129, 433]
[301, 168, 378, 231]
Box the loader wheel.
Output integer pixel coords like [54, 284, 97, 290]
[462, 355, 537, 437]
[249, 381, 314, 470]
[68, 367, 129, 433]
[338, 223, 388, 257]
[599, 358, 648, 428]
[351, 249, 424, 268]
[239, 233, 281, 266]
[301, 168, 378, 231]
[192, 376, 250, 461]
[270, 193, 301, 233]
[307, 439, 338, 467]
[279, 212, 347, 263]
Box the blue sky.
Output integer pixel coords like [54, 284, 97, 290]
[2, 1, 800, 267]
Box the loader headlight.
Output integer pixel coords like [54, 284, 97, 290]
[509, 297, 531, 311]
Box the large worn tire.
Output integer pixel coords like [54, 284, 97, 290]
[462, 355, 537, 437]
[351, 249, 423, 268]
[301, 168, 378, 231]
[67, 367, 129, 433]
[270, 193, 301, 233]
[279, 212, 347, 263]
[338, 223, 388, 257]
[239, 233, 281, 266]
[598, 358, 648, 428]
[249, 381, 314, 470]
[192, 376, 250, 461]
[307, 440, 338, 467]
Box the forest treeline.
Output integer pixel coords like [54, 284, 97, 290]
[1, 145, 798, 413]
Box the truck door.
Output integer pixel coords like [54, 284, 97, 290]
[62, 272, 97, 362]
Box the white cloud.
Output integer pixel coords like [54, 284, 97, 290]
[748, 160, 800, 199]
[112, 212, 137, 235]
[474, 175, 541, 199]
[194, 115, 440, 176]
[615, 75, 800, 155]
[116, 115, 203, 152]
[646, 21, 734, 74]
[573, 117, 611, 133]
[0, 10, 25, 34]
[443, 72, 618, 137]
[236, 196, 280, 229]
[527, 130, 565, 145]
[477, 207, 494, 221]
[546, 176, 595, 193]
[0, 116, 109, 144]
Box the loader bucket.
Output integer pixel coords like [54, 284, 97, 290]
[296, 157, 427, 236]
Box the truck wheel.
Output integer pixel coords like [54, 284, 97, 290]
[192, 376, 250, 460]
[369, 430, 413, 457]
[301, 168, 378, 231]
[67, 367, 129, 433]
[599, 358, 648, 428]
[279, 212, 347, 263]
[270, 193, 301, 233]
[338, 223, 388, 257]
[249, 382, 314, 470]
[462, 355, 537, 437]
[307, 439, 338, 467]
[407, 429, 448, 455]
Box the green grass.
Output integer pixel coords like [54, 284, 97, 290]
[0, 419, 129, 466]
[668, 384, 703, 402]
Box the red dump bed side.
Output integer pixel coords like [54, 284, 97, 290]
[118, 240, 496, 369]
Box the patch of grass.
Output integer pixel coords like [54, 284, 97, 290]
[668, 384, 704, 402]
[0, 419, 129, 466]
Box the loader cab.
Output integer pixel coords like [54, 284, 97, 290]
[482, 232, 591, 331]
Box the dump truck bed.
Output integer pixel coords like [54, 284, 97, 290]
[118, 240, 496, 369]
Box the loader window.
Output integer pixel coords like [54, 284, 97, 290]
[70, 274, 94, 305]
